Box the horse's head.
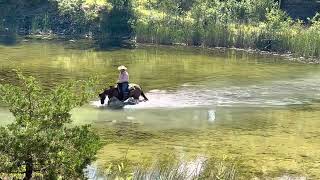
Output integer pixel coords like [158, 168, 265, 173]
[98, 91, 107, 105]
[98, 86, 118, 105]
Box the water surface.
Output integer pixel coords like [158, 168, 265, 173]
[1, 41, 320, 178]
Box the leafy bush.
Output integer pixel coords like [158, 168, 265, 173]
[0, 71, 101, 179]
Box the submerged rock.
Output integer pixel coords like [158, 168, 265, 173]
[107, 97, 125, 109]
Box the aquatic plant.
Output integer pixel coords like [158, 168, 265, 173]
[104, 154, 239, 180]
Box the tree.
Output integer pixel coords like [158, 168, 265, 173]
[0, 71, 101, 179]
[98, 0, 135, 47]
[0, 0, 52, 31]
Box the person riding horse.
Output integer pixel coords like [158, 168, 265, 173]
[98, 65, 148, 105]
[117, 65, 129, 101]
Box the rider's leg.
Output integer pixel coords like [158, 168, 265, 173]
[117, 83, 123, 100]
[122, 82, 129, 100]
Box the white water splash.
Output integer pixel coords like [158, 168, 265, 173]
[91, 100, 108, 108]
[178, 157, 207, 179]
[207, 110, 216, 122]
[92, 76, 320, 110]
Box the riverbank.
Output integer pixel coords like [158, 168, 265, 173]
[138, 42, 320, 64]
[134, 0, 320, 60]
[8, 35, 320, 65]
[2, 0, 320, 59]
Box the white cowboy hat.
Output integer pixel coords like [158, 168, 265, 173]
[117, 65, 127, 70]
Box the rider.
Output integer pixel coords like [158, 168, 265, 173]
[117, 65, 129, 101]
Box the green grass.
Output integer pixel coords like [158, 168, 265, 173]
[133, 0, 320, 59]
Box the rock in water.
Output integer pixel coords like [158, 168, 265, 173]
[108, 97, 125, 109]
[124, 97, 139, 105]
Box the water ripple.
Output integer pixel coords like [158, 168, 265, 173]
[126, 77, 320, 109]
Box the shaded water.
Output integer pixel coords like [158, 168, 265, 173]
[1, 41, 320, 178]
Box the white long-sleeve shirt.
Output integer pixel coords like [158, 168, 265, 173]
[118, 71, 129, 83]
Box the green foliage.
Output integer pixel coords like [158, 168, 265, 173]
[1, 0, 320, 57]
[54, 0, 107, 35]
[134, 0, 320, 58]
[55, 0, 89, 34]
[0, 0, 44, 33]
[0, 0, 135, 44]
[0, 0, 107, 36]
[98, 0, 136, 47]
[134, 0, 278, 46]
[0, 71, 101, 179]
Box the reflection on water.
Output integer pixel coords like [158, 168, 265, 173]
[1, 41, 320, 178]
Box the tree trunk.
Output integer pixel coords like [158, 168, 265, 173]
[24, 157, 33, 180]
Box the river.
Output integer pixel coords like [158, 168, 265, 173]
[1, 41, 320, 178]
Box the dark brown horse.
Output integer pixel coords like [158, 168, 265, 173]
[98, 84, 148, 105]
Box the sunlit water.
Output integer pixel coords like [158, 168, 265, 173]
[1, 41, 320, 178]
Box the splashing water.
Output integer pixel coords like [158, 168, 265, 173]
[92, 76, 320, 110]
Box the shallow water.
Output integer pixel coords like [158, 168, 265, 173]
[1, 41, 320, 178]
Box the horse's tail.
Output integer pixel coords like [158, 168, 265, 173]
[141, 91, 148, 101]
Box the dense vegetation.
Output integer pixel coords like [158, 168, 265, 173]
[0, 0, 132, 47]
[0, 71, 101, 179]
[1, 0, 320, 57]
[135, 0, 320, 58]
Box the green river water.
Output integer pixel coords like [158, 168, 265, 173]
[1, 41, 320, 179]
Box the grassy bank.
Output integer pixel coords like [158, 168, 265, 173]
[2, 0, 320, 57]
[134, 0, 320, 58]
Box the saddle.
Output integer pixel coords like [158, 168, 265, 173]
[116, 83, 138, 93]
[129, 83, 139, 91]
